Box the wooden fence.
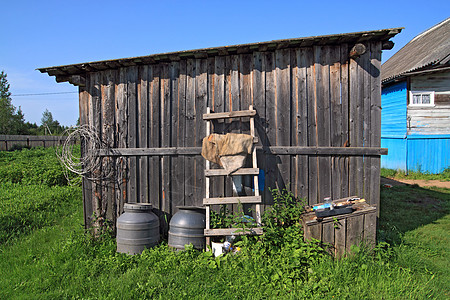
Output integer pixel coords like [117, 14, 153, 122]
[0, 135, 68, 151]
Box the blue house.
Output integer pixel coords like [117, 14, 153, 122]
[381, 18, 450, 174]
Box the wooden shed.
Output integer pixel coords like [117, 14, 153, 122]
[39, 28, 401, 230]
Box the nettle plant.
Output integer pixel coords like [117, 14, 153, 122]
[210, 202, 257, 230]
[261, 188, 310, 251]
[210, 187, 324, 255]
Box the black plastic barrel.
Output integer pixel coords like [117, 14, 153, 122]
[116, 203, 160, 255]
[168, 206, 206, 250]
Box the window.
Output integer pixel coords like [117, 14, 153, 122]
[409, 91, 434, 106]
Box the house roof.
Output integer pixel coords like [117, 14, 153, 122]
[38, 28, 402, 84]
[382, 18, 450, 83]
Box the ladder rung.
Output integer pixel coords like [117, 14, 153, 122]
[205, 168, 259, 176]
[204, 227, 264, 236]
[203, 109, 256, 120]
[203, 196, 261, 205]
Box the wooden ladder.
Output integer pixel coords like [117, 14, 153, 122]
[203, 105, 263, 247]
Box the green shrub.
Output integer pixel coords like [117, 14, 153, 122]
[0, 146, 79, 186]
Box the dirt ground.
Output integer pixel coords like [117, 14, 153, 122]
[380, 177, 450, 189]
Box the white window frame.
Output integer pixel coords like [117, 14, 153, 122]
[409, 91, 435, 106]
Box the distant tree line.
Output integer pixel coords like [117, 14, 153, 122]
[0, 71, 69, 135]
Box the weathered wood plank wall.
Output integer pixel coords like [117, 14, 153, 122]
[79, 42, 383, 229]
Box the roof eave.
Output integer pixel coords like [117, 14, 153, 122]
[39, 27, 403, 82]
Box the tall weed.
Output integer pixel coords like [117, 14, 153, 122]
[0, 146, 79, 186]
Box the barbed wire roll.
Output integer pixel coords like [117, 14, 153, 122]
[57, 125, 113, 184]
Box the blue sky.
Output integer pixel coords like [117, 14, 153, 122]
[3, 0, 449, 126]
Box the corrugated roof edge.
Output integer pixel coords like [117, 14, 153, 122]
[381, 61, 450, 85]
[38, 27, 403, 80]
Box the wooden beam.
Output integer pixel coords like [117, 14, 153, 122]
[55, 75, 70, 83]
[259, 146, 388, 156]
[98, 146, 388, 157]
[204, 227, 264, 236]
[205, 168, 259, 176]
[382, 40, 395, 50]
[98, 147, 202, 156]
[349, 43, 366, 58]
[203, 109, 256, 120]
[69, 75, 86, 87]
[203, 196, 261, 205]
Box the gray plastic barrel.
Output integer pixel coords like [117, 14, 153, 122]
[168, 206, 206, 250]
[116, 203, 160, 255]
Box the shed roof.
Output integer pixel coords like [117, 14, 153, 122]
[39, 27, 402, 83]
[382, 18, 450, 84]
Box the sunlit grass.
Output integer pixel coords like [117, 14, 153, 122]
[0, 148, 449, 299]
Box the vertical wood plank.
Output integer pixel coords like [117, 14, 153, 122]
[263, 51, 276, 205]
[340, 44, 350, 198]
[240, 53, 253, 214]
[79, 84, 92, 228]
[370, 42, 382, 209]
[226, 55, 240, 212]
[195, 58, 208, 206]
[303, 222, 312, 241]
[307, 47, 318, 205]
[322, 221, 335, 254]
[240, 53, 252, 132]
[362, 46, 372, 203]
[349, 54, 362, 197]
[89, 72, 102, 229]
[212, 56, 226, 201]
[315, 46, 332, 202]
[346, 214, 364, 252]
[363, 210, 377, 248]
[275, 49, 291, 192]
[116, 68, 128, 217]
[309, 223, 322, 242]
[291, 48, 299, 199]
[101, 70, 116, 225]
[252, 51, 267, 211]
[127, 66, 138, 203]
[293, 48, 311, 201]
[330, 46, 342, 200]
[138, 65, 149, 203]
[149, 65, 161, 211]
[229, 55, 241, 126]
[334, 218, 346, 257]
[171, 61, 185, 213]
[161, 63, 171, 218]
[185, 59, 196, 208]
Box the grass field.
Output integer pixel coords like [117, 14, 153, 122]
[0, 148, 449, 299]
[381, 167, 450, 181]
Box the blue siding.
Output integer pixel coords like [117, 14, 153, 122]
[381, 81, 449, 174]
[381, 138, 407, 170]
[381, 135, 450, 174]
[407, 135, 450, 173]
[381, 81, 407, 138]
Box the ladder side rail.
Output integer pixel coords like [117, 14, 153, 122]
[205, 107, 211, 247]
[249, 105, 261, 225]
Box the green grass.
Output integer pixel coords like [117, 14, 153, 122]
[0, 146, 79, 186]
[0, 147, 449, 299]
[381, 167, 450, 181]
[379, 185, 450, 297]
[0, 183, 81, 244]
